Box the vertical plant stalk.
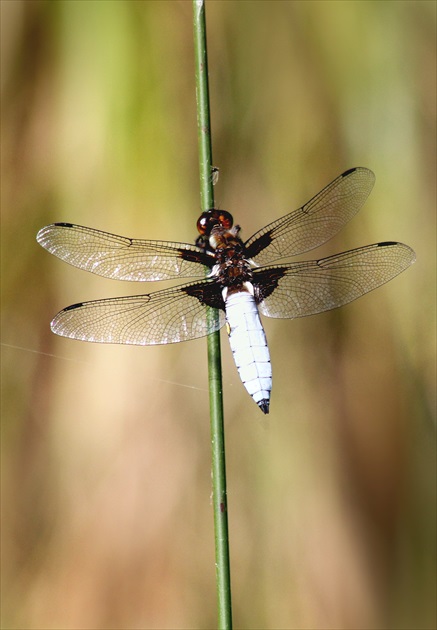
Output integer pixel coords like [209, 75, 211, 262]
[192, 1, 233, 628]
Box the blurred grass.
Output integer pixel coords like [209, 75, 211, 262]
[1, 1, 435, 629]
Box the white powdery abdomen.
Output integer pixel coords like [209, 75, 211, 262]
[225, 290, 272, 413]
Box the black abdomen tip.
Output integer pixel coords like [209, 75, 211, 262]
[258, 400, 270, 414]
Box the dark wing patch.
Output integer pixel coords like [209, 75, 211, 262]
[37, 223, 213, 281]
[252, 267, 288, 303]
[254, 242, 415, 319]
[245, 167, 375, 264]
[183, 282, 225, 311]
[50, 279, 225, 345]
[244, 230, 274, 260]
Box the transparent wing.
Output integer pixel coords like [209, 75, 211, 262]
[255, 242, 415, 318]
[37, 223, 212, 281]
[51, 280, 226, 345]
[245, 167, 376, 264]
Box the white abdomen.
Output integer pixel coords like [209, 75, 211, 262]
[224, 288, 272, 414]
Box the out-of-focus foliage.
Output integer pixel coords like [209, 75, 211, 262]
[1, 1, 435, 628]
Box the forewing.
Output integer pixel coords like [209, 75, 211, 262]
[51, 280, 225, 345]
[37, 223, 213, 281]
[245, 167, 376, 264]
[255, 242, 415, 318]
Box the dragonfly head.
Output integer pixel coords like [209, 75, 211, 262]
[196, 209, 234, 237]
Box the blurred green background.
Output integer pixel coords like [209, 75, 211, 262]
[1, 1, 435, 628]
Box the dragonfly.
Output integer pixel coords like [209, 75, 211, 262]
[37, 167, 415, 413]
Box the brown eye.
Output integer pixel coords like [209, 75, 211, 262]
[217, 211, 233, 229]
[196, 213, 210, 235]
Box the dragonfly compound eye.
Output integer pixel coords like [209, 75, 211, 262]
[196, 213, 209, 235]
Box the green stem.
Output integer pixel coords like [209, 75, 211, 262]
[192, 2, 232, 628]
